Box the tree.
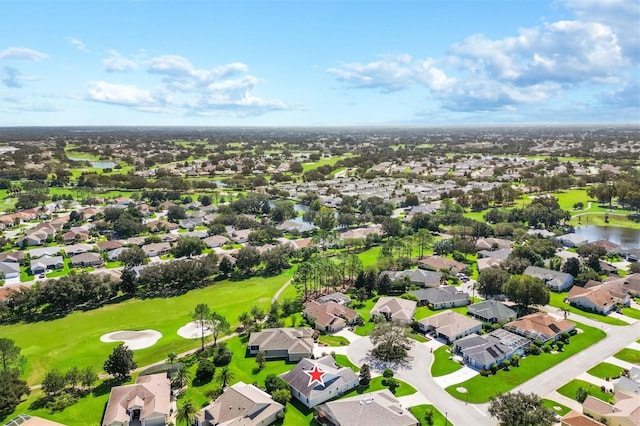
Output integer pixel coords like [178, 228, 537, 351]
[65, 366, 80, 390]
[503, 275, 550, 310]
[176, 399, 198, 426]
[192, 304, 212, 351]
[359, 363, 371, 386]
[235, 245, 261, 274]
[562, 257, 580, 277]
[171, 367, 191, 389]
[217, 366, 234, 388]
[167, 352, 178, 364]
[0, 338, 24, 375]
[270, 200, 297, 223]
[370, 322, 412, 362]
[172, 236, 206, 258]
[576, 387, 589, 403]
[42, 369, 67, 396]
[477, 268, 510, 298]
[272, 388, 291, 405]
[255, 351, 266, 370]
[488, 392, 555, 426]
[0, 371, 29, 416]
[104, 344, 137, 381]
[80, 366, 97, 389]
[167, 205, 186, 223]
[313, 207, 337, 231]
[118, 246, 147, 268]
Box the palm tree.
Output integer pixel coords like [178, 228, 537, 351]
[217, 366, 234, 388]
[171, 367, 191, 390]
[175, 399, 197, 426]
[167, 352, 177, 364]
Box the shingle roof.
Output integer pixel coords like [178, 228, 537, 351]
[102, 373, 170, 426]
[281, 356, 358, 401]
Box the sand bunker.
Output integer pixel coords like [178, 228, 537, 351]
[177, 321, 214, 339]
[100, 329, 162, 350]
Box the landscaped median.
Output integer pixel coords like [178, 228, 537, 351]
[445, 321, 606, 403]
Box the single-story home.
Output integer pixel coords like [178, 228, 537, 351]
[70, 252, 104, 268]
[504, 312, 575, 342]
[102, 373, 172, 426]
[97, 240, 125, 252]
[566, 281, 629, 315]
[203, 235, 229, 248]
[477, 248, 512, 261]
[555, 233, 589, 248]
[63, 243, 94, 257]
[524, 266, 574, 292]
[561, 411, 606, 426]
[141, 242, 171, 257]
[196, 381, 284, 426]
[475, 238, 513, 251]
[282, 355, 359, 408]
[467, 300, 517, 324]
[316, 292, 351, 305]
[417, 311, 482, 343]
[0, 261, 20, 279]
[303, 301, 360, 333]
[454, 333, 515, 370]
[410, 286, 470, 310]
[418, 256, 467, 275]
[315, 389, 418, 426]
[380, 269, 442, 288]
[248, 328, 314, 362]
[370, 297, 417, 325]
[30, 256, 64, 275]
[582, 392, 640, 426]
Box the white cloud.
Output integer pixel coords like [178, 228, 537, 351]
[86, 81, 168, 109]
[67, 37, 89, 52]
[103, 50, 138, 72]
[0, 47, 48, 61]
[1, 66, 40, 88]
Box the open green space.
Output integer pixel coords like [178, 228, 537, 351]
[557, 379, 612, 403]
[317, 334, 349, 347]
[340, 376, 416, 399]
[548, 292, 628, 325]
[613, 348, 640, 364]
[446, 321, 606, 403]
[587, 362, 626, 380]
[431, 346, 462, 377]
[1, 269, 293, 386]
[409, 404, 449, 426]
[541, 399, 571, 417]
[333, 354, 360, 372]
[301, 154, 352, 172]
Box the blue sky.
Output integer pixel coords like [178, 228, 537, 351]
[1, 0, 638, 126]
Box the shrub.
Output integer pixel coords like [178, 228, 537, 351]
[480, 369, 491, 377]
[576, 387, 589, 403]
[382, 369, 394, 378]
[542, 345, 551, 353]
[385, 378, 399, 393]
[533, 339, 544, 347]
[195, 359, 215, 383]
[213, 344, 233, 367]
[530, 344, 541, 355]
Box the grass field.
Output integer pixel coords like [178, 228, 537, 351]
[333, 354, 360, 372]
[557, 379, 612, 403]
[614, 348, 640, 364]
[621, 307, 640, 319]
[430, 345, 462, 377]
[445, 321, 606, 403]
[409, 404, 449, 426]
[541, 398, 572, 416]
[1, 269, 294, 385]
[587, 362, 626, 379]
[340, 376, 416, 398]
[318, 334, 350, 346]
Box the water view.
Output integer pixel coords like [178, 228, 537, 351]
[574, 225, 640, 250]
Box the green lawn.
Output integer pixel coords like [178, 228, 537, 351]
[431, 346, 462, 377]
[587, 362, 626, 379]
[340, 376, 416, 399]
[621, 307, 640, 320]
[446, 322, 606, 403]
[548, 292, 628, 325]
[1, 269, 294, 385]
[541, 399, 572, 416]
[614, 348, 640, 364]
[356, 246, 382, 267]
[557, 379, 612, 403]
[415, 305, 469, 321]
[409, 404, 449, 426]
[333, 354, 360, 372]
[318, 334, 350, 346]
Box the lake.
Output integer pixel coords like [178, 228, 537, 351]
[574, 225, 640, 249]
[67, 156, 117, 169]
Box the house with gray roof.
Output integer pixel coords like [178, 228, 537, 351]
[477, 248, 512, 261]
[417, 310, 482, 343]
[196, 381, 284, 426]
[30, 256, 64, 275]
[410, 286, 470, 310]
[556, 233, 589, 248]
[203, 235, 229, 248]
[63, 243, 94, 257]
[315, 389, 418, 426]
[467, 300, 517, 324]
[281, 356, 359, 408]
[524, 266, 574, 291]
[380, 269, 442, 288]
[453, 333, 516, 370]
[0, 262, 20, 279]
[248, 328, 314, 362]
[370, 297, 417, 325]
[70, 252, 104, 268]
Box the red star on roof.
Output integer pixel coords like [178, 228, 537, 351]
[305, 363, 327, 387]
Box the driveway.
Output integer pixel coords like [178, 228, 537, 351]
[433, 366, 479, 388]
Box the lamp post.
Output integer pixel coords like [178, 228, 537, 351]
[445, 411, 448, 425]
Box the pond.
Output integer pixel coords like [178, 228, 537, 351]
[574, 225, 640, 249]
[67, 156, 117, 169]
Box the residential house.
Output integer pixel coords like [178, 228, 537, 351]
[380, 269, 442, 288]
[0, 262, 20, 279]
[27, 246, 61, 259]
[17, 231, 48, 248]
[97, 240, 125, 252]
[102, 373, 173, 426]
[475, 238, 513, 251]
[282, 356, 359, 408]
[126, 236, 147, 246]
[276, 220, 317, 234]
[418, 256, 467, 275]
[182, 230, 208, 240]
[370, 297, 417, 325]
[467, 300, 517, 324]
[142, 242, 171, 258]
[315, 389, 418, 426]
[316, 292, 351, 305]
[0, 251, 25, 264]
[582, 392, 640, 426]
[477, 257, 505, 271]
[477, 248, 512, 261]
[203, 235, 229, 249]
[230, 228, 251, 244]
[107, 247, 128, 262]
[524, 266, 574, 291]
[196, 381, 284, 426]
[590, 239, 622, 254]
[63, 243, 94, 257]
[338, 224, 383, 241]
[179, 218, 202, 230]
[453, 333, 515, 370]
[614, 366, 640, 396]
[30, 256, 64, 275]
[504, 312, 575, 342]
[157, 233, 179, 243]
[2, 415, 66, 426]
[410, 286, 470, 310]
[556, 233, 589, 248]
[417, 311, 482, 343]
[303, 301, 360, 333]
[70, 252, 104, 268]
[567, 280, 630, 315]
[63, 229, 90, 243]
[248, 328, 314, 362]
[561, 411, 606, 426]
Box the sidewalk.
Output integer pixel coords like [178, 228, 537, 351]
[605, 356, 636, 370]
[544, 390, 584, 412]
